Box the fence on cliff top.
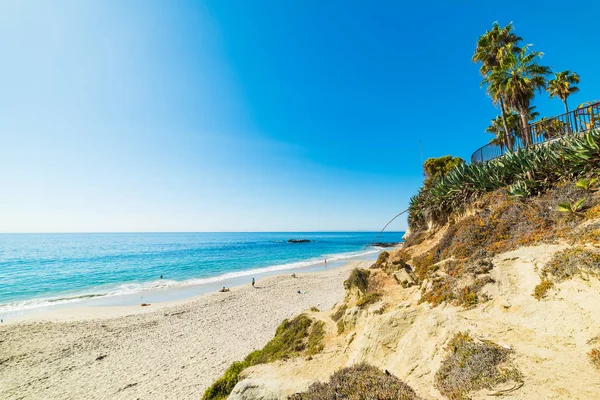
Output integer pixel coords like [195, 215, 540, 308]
[471, 101, 600, 164]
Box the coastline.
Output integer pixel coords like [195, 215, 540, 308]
[0, 260, 368, 400]
[0, 248, 385, 323]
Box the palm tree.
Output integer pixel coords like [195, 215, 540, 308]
[485, 116, 508, 150]
[547, 70, 580, 113]
[487, 44, 551, 147]
[536, 117, 567, 140]
[473, 22, 522, 151]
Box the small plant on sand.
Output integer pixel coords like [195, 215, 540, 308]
[589, 347, 600, 369]
[309, 306, 320, 312]
[203, 314, 324, 400]
[289, 363, 421, 400]
[435, 332, 522, 400]
[533, 278, 554, 300]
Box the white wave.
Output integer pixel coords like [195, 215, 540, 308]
[0, 248, 383, 313]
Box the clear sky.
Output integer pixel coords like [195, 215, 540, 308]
[1, 1, 599, 232]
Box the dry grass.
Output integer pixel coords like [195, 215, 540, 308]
[589, 347, 600, 369]
[418, 259, 495, 308]
[533, 278, 554, 300]
[289, 363, 421, 400]
[434, 332, 522, 400]
[408, 186, 597, 261]
[543, 247, 600, 281]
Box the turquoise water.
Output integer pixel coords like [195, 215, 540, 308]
[0, 232, 403, 313]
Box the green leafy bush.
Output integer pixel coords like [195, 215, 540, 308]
[289, 363, 421, 400]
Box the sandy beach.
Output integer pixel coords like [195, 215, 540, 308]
[0, 260, 365, 400]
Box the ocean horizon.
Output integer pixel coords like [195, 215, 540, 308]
[0, 231, 403, 314]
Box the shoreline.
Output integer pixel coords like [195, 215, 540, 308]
[0, 248, 386, 323]
[0, 260, 367, 400]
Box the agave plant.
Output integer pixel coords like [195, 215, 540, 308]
[408, 129, 600, 230]
[557, 198, 586, 217]
[575, 178, 598, 193]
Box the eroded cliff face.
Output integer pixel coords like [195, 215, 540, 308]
[230, 235, 600, 399]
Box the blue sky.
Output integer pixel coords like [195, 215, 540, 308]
[0, 1, 598, 232]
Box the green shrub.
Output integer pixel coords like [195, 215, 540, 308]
[344, 268, 370, 294]
[376, 251, 390, 266]
[307, 321, 325, 355]
[331, 304, 347, 322]
[423, 155, 465, 189]
[533, 278, 554, 300]
[289, 363, 421, 400]
[356, 292, 382, 308]
[203, 314, 321, 400]
[336, 319, 345, 335]
[435, 332, 522, 400]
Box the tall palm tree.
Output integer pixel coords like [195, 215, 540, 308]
[547, 70, 580, 113]
[473, 22, 522, 151]
[487, 45, 551, 147]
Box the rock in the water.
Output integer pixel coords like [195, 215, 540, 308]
[288, 239, 311, 243]
[372, 242, 400, 248]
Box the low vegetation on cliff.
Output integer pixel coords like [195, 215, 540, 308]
[289, 363, 421, 400]
[202, 314, 325, 400]
[435, 332, 522, 400]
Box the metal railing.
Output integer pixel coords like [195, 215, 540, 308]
[471, 101, 600, 164]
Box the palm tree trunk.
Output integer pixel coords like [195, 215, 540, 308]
[563, 99, 569, 114]
[499, 98, 512, 151]
[519, 112, 531, 147]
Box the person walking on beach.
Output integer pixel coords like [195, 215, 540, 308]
[324, 258, 327, 266]
[252, 277, 255, 288]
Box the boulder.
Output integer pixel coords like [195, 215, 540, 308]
[288, 239, 311, 243]
[393, 267, 417, 288]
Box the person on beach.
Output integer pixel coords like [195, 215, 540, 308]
[291, 273, 296, 278]
[219, 286, 229, 292]
[160, 275, 163, 279]
[324, 258, 327, 266]
[252, 277, 255, 288]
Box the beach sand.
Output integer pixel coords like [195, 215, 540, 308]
[0, 260, 366, 400]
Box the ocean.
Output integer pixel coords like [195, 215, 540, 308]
[0, 232, 403, 316]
